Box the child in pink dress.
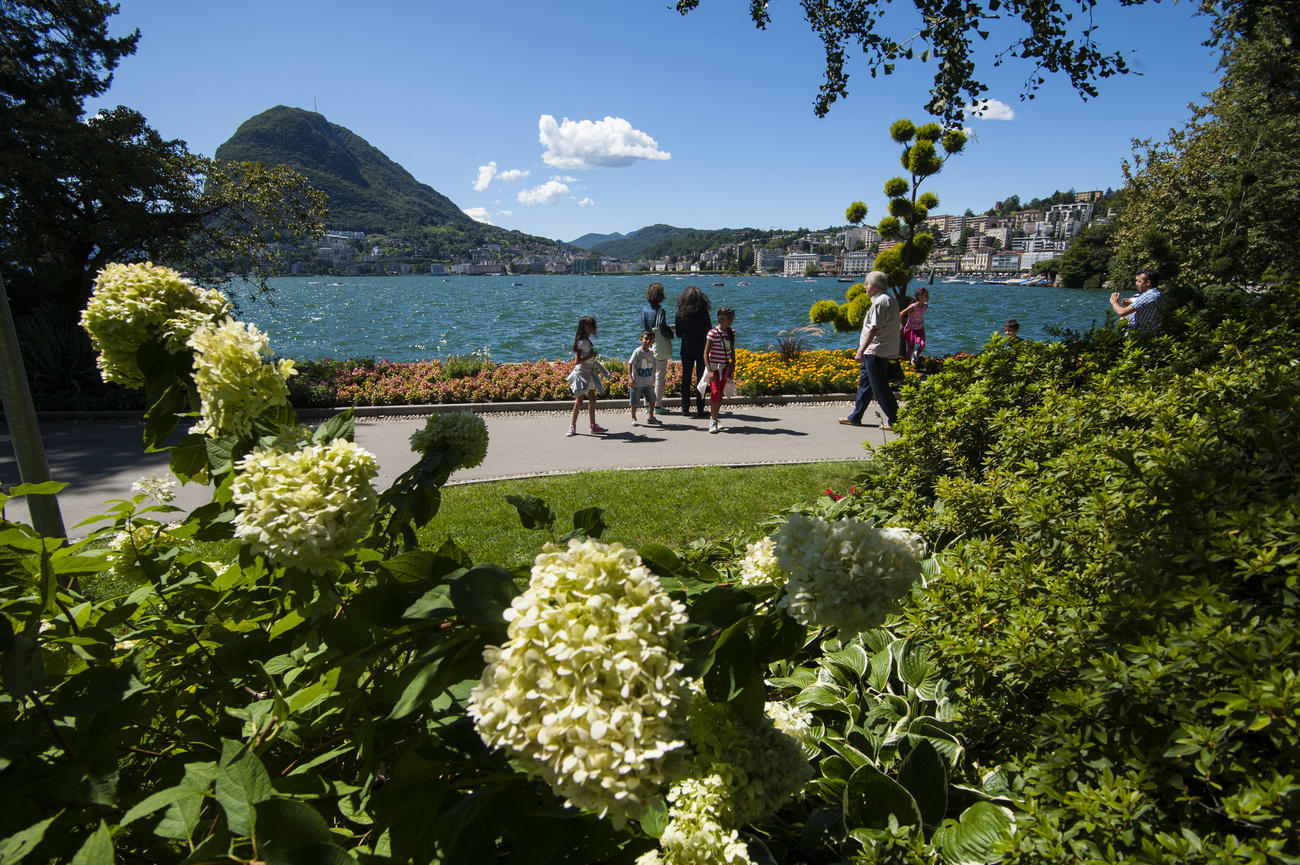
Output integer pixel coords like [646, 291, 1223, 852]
[899, 286, 929, 364]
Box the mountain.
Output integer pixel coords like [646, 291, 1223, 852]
[587, 224, 699, 259]
[568, 231, 625, 250]
[214, 106, 475, 235]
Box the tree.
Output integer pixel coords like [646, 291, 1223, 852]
[1, 2, 325, 326]
[805, 262, 821, 277]
[1058, 222, 1117, 290]
[1110, 5, 1300, 289]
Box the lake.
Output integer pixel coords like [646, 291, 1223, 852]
[235, 275, 1114, 363]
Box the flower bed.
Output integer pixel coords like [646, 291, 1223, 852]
[287, 349, 936, 407]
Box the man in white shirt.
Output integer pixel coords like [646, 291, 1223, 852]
[839, 270, 900, 430]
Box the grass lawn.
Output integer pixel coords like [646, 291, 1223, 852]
[420, 461, 864, 567]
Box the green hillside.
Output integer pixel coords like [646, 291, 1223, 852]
[214, 106, 475, 235]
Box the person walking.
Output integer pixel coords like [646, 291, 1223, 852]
[674, 285, 712, 418]
[565, 315, 608, 437]
[704, 306, 737, 433]
[641, 282, 674, 412]
[628, 330, 660, 426]
[839, 270, 900, 431]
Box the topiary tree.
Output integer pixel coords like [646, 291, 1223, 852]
[808, 120, 964, 328]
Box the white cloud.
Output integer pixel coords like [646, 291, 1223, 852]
[463, 206, 494, 224]
[538, 115, 670, 169]
[556, 175, 579, 183]
[578, 197, 595, 207]
[965, 99, 1016, 121]
[474, 163, 531, 191]
[473, 162, 497, 191]
[517, 180, 572, 206]
[498, 209, 513, 218]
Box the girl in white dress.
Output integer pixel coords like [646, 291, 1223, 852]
[566, 315, 608, 436]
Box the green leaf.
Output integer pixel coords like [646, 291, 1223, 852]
[898, 639, 942, 699]
[505, 494, 555, 531]
[636, 542, 681, 576]
[254, 798, 355, 865]
[0, 816, 58, 862]
[843, 763, 923, 831]
[215, 739, 274, 836]
[867, 645, 893, 690]
[933, 802, 1016, 864]
[898, 739, 948, 826]
[402, 584, 455, 620]
[640, 797, 670, 838]
[7, 481, 66, 496]
[169, 435, 210, 483]
[449, 564, 520, 629]
[70, 821, 113, 865]
[313, 408, 355, 443]
[205, 435, 241, 478]
[568, 506, 606, 539]
[826, 644, 870, 678]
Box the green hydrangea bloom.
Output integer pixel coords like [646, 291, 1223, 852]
[409, 411, 489, 469]
[231, 439, 378, 574]
[736, 537, 784, 587]
[80, 262, 228, 387]
[468, 538, 690, 825]
[188, 318, 296, 438]
[775, 515, 925, 635]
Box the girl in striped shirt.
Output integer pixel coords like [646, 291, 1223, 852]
[703, 306, 736, 433]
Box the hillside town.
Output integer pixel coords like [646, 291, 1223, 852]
[290, 191, 1110, 278]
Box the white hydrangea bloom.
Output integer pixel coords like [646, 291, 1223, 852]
[231, 439, 378, 574]
[187, 318, 296, 438]
[468, 538, 690, 824]
[80, 262, 228, 387]
[764, 701, 815, 749]
[130, 475, 177, 504]
[653, 775, 754, 865]
[108, 524, 180, 582]
[409, 412, 489, 469]
[774, 515, 925, 636]
[736, 537, 784, 587]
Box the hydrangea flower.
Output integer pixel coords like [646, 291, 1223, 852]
[774, 515, 925, 635]
[468, 538, 690, 824]
[108, 524, 181, 583]
[638, 775, 754, 865]
[231, 439, 378, 574]
[764, 700, 816, 750]
[409, 412, 489, 469]
[80, 262, 228, 387]
[735, 537, 784, 587]
[188, 318, 296, 438]
[130, 475, 177, 504]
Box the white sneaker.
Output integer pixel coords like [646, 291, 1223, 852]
[709, 421, 719, 434]
[630, 418, 639, 426]
[565, 425, 576, 437]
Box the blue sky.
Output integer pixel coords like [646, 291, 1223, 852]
[89, 0, 1223, 244]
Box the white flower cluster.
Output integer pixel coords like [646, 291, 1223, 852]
[231, 439, 378, 574]
[774, 515, 926, 636]
[108, 524, 180, 582]
[764, 700, 816, 750]
[409, 412, 489, 469]
[735, 537, 784, 587]
[187, 318, 296, 438]
[80, 262, 228, 387]
[468, 538, 690, 824]
[130, 475, 177, 504]
[637, 775, 754, 865]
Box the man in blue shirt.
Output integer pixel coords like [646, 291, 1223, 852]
[1110, 268, 1166, 334]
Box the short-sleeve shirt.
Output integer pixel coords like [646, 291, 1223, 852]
[863, 293, 900, 358]
[706, 326, 734, 368]
[628, 346, 656, 387]
[1128, 288, 1166, 334]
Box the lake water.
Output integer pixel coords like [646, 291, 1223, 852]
[235, 275, 1113, 363]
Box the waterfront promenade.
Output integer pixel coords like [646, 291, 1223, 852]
[1, 397, 891, 536]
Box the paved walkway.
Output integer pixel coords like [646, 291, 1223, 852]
[1, 398, 894, 536]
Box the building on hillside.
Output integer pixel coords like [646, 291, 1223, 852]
[754, 247, 784, 273]
[452, 263, 506, 275]
[960, 251, 992, 272]
[784, 252, 835, 276]
[843, 250, 875, 275]
[1075, 190, 1104, 203]
[991, 252, 1024, 272]
[1020, 251, 1062, 270]
[429, 263, 448, 276]
[841, 224, 880, 249]
[572, 257, 596, 274]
